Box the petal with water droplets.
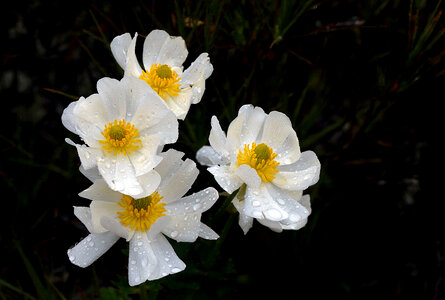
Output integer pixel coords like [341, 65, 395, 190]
[67, 232, 119, 268]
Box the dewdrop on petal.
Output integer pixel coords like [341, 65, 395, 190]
[196, 104, 321, 234]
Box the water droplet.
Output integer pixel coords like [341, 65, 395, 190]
[88, 242, 94, 247]
[170, 231, 178, 238]
[131, 260, 136, 265]
[303, 174, 312, 180]
[289, 213, 301, 222]
[277, 199, 285, 205]
[193, 203, 202, 211]
[252, 200, 261, 207]
[69, 255, 75, 262]
[171, 267, 181, 273]
[141, 258, 147, 267]
[137, 241, 143, 246]
[84, 152, 90, 159]
[105, 163, 111, 169]
[265, 209, 282, 221]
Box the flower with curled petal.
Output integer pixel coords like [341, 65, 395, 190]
[61, 76, 178, 197]
[111, 29, 213, 120]
[196, 105, 321, 234]
[67, 149, 219, 286]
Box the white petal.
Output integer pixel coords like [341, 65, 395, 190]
[79, 179, 122, 203]
[198, 223, 219, 240]
[162, 213, 202, 242]
[61, 100, 78, 134]
[189, 77, 206, 104]
[275, 130, 301, 165]
[79, 166, 101, 182]
[138, 109, 178, 145]
[97, 155, 143, 196]
[90, 201, 119, 233]
[157, 158, 199, 204]
[261, 111, 300, 157]
[131, 170, 161, 199]
[266, 185, 310, 224]
[100, 216, 131, 240]
[121, 76, 176, 137]
[131, 136, 163, 177]
[196, 145, 222, 167]
[128, 232, 157, 286]
[273, 151, 321, 190]
[226, 106, 249, 150]
[155, 149, 185, 180]
[65, 138, 101, 170]
[238, 213, 254, 235]
[257, 218, 283, 232]
[242, 184, 290, 222]
[164, 88, 193, 120]
[96, 77, 126, 121]
[209, 116, 229, 158]
[234, 165, 261, 188]
[65, 94, 108, 144]
[165, 187, 219, 214]
[73, 206, 94, 233]
[180, 53, 213, 85]
[299, 194, 312, 214]
[142, 30, 188, 68]
[67, 232, 119, 268]
[147, 234, 186, 280]
[124, 33, 143, 78]
[238, 106, 266, 146]
[208, 165, 243, 194]
[146, 216, 171, 241]
[110, 32, 132, 70]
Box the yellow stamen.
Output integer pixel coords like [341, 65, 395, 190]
[99, 119, 141, 156]
[237, 142, 280, 183]
[117, 192, 166, 232]
[139, 63, 181, 100]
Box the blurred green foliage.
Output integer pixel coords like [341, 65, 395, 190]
[1, 0, 444, 299]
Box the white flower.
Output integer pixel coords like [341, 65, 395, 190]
[67, 149, 219, 286]
[110, 29, 213, 120]
[62, 76, 178, 197]
[196, 104, 321, 234]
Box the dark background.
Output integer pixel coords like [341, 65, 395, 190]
[1, 0, 444, 299]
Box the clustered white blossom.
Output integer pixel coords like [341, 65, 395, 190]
[62, 29, 320, 286]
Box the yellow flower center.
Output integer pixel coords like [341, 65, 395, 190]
[139, 63, 181, 100]
[237, 142, 280, 183]
[117, 191, 166, 232]
[99, 119, 141, 156]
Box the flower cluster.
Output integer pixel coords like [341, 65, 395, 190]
[63, 29, 320, 286]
